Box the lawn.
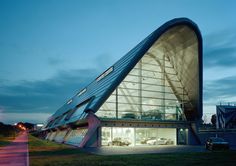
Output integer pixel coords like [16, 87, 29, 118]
[0, 135, 15, 147]
[28, 134, 70, 152]
[29, 135, 236, 166]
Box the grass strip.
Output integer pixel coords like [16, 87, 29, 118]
[29, 135, 236, 166]
[0, 135, 15, 147]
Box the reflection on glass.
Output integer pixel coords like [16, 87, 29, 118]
[101, 127, 112, 146]
[96, 25, 197, 121]
[54, 130, 68, 143]
[102, 127, 134, 146]
[101, 127, 176, 146]
[177, 128, 188, 145]
[69, 103, 89, 122]
[96, 54, 188, 121]
[135, 128, 176, 145]
[64, 128, 88, 145]
[112, 128, 134, 146]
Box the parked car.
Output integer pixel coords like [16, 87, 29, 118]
[121, 113, 136, 119]
[146, 137, 172, 145]
[108, 137, 131, 146]
[205, 137, 229, 150]
[141, 110, 164, 120]
[146, 137, 157, 145]
[101, 137, 111, 146]
[157, 138, 173, 145]
[140, 137, 155, 144]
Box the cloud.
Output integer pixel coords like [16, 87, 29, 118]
[0, 107, 4, 121]
[204, 46, 236, 67]
[1, 112, 52, 124]
[204, 75, 236, 104]
[203, 30, 236, 68]
[0, 49, 115, 123]
[0, 68, 99, 115]
[47, 56, 65, 66]
[203, 29, 236, 110]
[94, 53, 115, 69]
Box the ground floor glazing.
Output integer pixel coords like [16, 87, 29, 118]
[101, 127, 188, 146]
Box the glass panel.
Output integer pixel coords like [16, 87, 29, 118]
[54, 130, 68, 143]
[48, 131, 57, 141]
[96, 25, 199, 121]
[135, 128, 176, 146]
[156, 128, 176, 145]
[118, 95, 139, 104]
[101, 127, 176, 146]
[101, 127, 112, 146]
[96, 109, 116, 119]
[107, 127, 134, 146]
[141, 105, 165, 120]
[69, 102, 89, 122]
[177, 128, 188, 145]
[135, 128, 157, 145]
[64, 128, 88, 145]
[105, 94, 116, 102]
[118, 103, 140, 119]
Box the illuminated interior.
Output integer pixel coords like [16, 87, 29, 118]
[102, 127, 176, 146]
[96, 25, 199, 121]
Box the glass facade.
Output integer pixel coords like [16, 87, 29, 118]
[96, 56, 186, 121]
[68, 102, 89, 122]
[101, 127, 177, 146]
[41, 19, 202, 149]
[96, 25, 198, 121]
[64, 128, 88, 145]
[47, 131, 57, 141]
[177, 128, 188, 145]
[54, 130, 68, 143]
[46, 100, 90, 129]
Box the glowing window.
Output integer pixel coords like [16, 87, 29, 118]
[96, 66, 114, 82]
[77, 88, 87, 96]
[67, 99, 73, 105]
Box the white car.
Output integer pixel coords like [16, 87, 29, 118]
[146, 137, 172, 145]
[157, 138, 172, 145]
[146, 137, 157, 145]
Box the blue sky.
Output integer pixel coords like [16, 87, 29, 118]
[1, 0, 236, 124]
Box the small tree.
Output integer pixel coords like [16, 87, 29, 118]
[211, 114, 217, 127]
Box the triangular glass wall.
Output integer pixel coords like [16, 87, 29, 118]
[96, 25, 198, 121]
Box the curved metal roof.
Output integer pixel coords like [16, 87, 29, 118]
[49, 17, 202, 124]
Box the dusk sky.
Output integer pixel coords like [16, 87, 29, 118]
[1, 0, 236, 124]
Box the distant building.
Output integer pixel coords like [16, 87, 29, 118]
[34, 124, 44, 131]
[42, 18, 203, 147]
[216, 104, 236, 129]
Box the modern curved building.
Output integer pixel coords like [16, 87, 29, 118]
[43, 18, 203, 147]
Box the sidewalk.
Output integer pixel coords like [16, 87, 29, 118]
[0, 131, 29, 166]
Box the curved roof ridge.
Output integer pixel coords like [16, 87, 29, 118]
[51, 17, 202, 121]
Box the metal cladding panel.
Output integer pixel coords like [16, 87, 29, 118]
[49, 17, 203, 124]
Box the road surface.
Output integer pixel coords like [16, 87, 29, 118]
[0, 131, 29, 166]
